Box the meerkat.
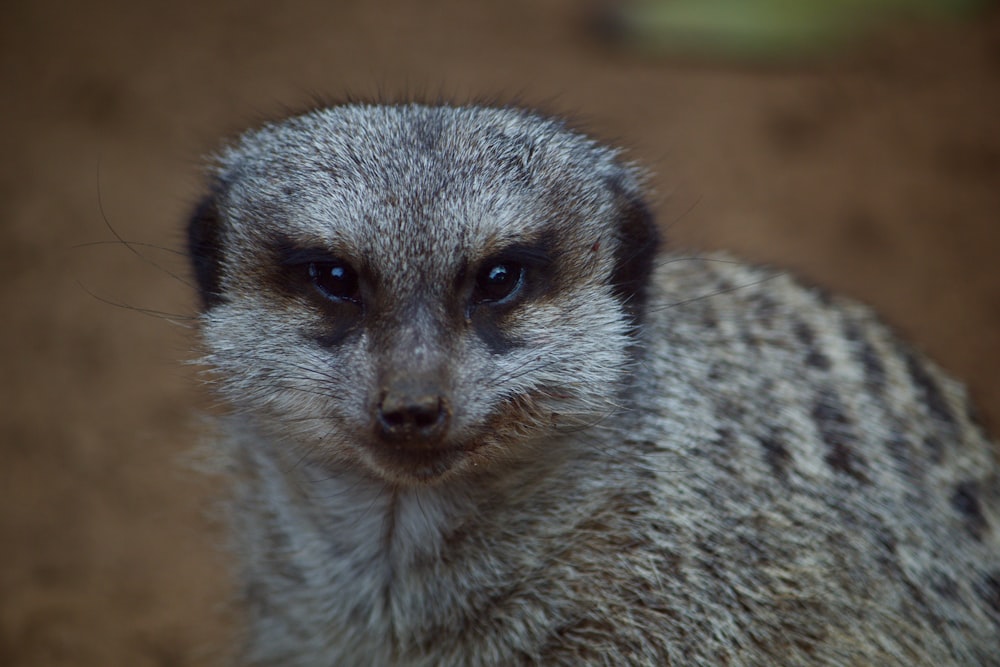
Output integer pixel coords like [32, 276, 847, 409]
[187, 103, 1000, 666]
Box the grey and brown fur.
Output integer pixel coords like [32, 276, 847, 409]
[187, 104, 1000, 666]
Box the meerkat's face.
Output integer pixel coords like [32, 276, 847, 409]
[189, 105, 658, 485]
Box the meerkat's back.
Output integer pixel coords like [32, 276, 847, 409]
[188, 104, 1000, 666]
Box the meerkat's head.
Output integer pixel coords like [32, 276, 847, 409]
[188, 104, 658, 485]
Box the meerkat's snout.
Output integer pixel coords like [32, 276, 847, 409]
[373, 378, 456, 480]
[374, 373, 452, 445]
[365, 288, 459, 476]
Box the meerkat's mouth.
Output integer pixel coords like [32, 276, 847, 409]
[369, 440, 482, 483]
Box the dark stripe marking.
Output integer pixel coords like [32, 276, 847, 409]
[842, 317, 886, 390]
[975, 571, 1000, 617]
[757, 433, 792, 479]
[929, 571, 960, 601]
[951, 481, 989, 541]
[812, 389, 870, 483]
[904, 350, 956, 428]
[922, 435, 944, 465]
[712, 427, 734, 448]
[793, 320, 831, 370]
[754, 293, 778, 327]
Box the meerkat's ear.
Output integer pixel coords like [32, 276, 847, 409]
[608, 176, 660, 325]
[187, 189, 227, 310]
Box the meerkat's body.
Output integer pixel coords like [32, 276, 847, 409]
[188, 104, 1000, 666]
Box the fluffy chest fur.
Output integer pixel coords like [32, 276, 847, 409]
[224, 424, 663, 666]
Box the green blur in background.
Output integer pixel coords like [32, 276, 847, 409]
[613, 0, 991, 60]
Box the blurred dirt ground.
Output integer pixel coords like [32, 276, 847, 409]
[1, 1, 998, 665]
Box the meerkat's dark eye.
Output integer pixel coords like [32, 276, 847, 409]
[308, 261, 360, 304]
[473, 261, 525, 304]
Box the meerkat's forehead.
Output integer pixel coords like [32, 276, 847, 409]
[213, 105, 637, 266]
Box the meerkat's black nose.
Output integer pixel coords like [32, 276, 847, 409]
[376, 390, 450, 443]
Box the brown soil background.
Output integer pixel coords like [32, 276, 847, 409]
[1, 1, 998, 664]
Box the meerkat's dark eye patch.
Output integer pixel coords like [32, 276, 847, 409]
[473, 262, 524, 304]
[470, 243, 552, 307]
[309, 261, 361, 304]
[274, 243, 363, 306]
